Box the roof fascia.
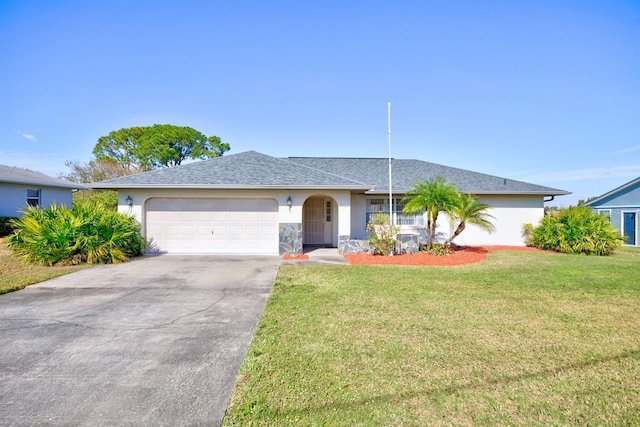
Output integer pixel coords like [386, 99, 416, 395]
[1, 177, 85, 189]
[89, 183, 373, 191]
[364, 190, 571, 196]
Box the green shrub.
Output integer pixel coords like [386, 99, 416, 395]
[420, 242, 455, 255]
[7, 204, 146, 266]
[366, 213, 399, 256]
[72, 189, 118, 211]
[0, 217, 17, 237]
[523, 206, 623, 255]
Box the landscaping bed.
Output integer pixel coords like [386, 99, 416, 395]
[344, 245, 545, 266]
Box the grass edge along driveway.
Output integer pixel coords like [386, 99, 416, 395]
[224, 248, 640, 426]
[0, 239, 88, 294]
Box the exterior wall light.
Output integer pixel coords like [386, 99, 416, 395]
[287, 196, 292, 207]
[126, 195, 133, 206]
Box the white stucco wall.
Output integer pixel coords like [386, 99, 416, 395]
[439, 195, 544, 246]
[115, 190, 546, 247]
[117, 188, 353, 242]
[350, 194, 545, 246]
[0, 183, 73, 217]
[350, 194, 367, 240]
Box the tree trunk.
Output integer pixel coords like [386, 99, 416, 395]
[430, 211, 439, 246]
[445, 222, 466, 245]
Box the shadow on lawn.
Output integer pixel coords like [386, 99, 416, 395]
[265, 348, 639, 419]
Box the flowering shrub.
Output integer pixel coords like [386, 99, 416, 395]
[366, 213, 399, 256]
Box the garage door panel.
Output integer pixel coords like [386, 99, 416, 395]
[146, 198, 278, 254]
[197, 212, 211, 221]
[164, 211, 181, 220]
[245, 225, 260, 236]
[213, 211, 228, 221]
[164, 225, 180, 235]
[181, 226, 196, 235]
[229, 225, 244, 235]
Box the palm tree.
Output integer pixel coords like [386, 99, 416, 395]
[402, 177, 461, 248]
[444, 193, 495, 245]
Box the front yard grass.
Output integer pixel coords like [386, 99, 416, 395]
[0, 239, 88, 294]
[224, 247, 640, 426]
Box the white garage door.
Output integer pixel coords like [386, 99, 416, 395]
[145, 198, 279, 254]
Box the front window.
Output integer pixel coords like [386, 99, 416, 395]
[598, 209, 611, 221]
[27, 189, 40, 207]
[366, 198, 424, 227]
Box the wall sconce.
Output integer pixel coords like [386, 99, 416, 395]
[286, 196, 292, 207]
[126, 195, 133, 206]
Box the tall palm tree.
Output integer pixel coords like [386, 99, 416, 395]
[444, 193, 495, 245]
[402, 177, 461, 248]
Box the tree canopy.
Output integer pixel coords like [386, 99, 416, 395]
[63, 159, 142, 183]
[93, 124, 230, 170]
[402, 177, 461, 248]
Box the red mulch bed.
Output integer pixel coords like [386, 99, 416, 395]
[282, 253, 310, 260]
[344, 246, 544, 266]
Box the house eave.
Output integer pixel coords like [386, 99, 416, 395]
[364, 189, 572, 196]
[90, 183, 373, 191]
[1, 178, 86, 190]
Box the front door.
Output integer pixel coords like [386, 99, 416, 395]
[303, 197, 333, 246]
[623, 212, 637, 245]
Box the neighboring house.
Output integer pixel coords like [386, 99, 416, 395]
[585, 177, 640, 246]
[91, 150, 570, 255]
[0, 164, 84, 217]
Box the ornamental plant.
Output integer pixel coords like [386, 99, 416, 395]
[366, 213, 399, 256]
[523, 206, 623, 255]
[7, 203, 146, 266]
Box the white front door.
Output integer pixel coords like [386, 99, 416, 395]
[303, 197, 333, 246]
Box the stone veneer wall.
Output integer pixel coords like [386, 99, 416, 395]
[397, 234, 419, 254]
[338, 233, 420, 255]
[279, 223, 302, 255]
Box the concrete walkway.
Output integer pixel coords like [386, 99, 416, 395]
[281, 247, 350, 266]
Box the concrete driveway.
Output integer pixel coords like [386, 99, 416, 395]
[0, 255, 281, 426]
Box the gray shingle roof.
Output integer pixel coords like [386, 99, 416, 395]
[0, 164, 84, 189]
[91, 150, 569, 196]
[287, 157, 569, 195]
[92, 151, 371, 190]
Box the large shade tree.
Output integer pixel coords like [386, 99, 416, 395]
[402, 177, 461, 248]
[93, 124, 230, 170]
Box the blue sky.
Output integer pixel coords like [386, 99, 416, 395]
[1, 0, 638, 206]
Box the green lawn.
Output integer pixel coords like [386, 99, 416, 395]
[0, 239, 88, 294]
[224, 248, 640, 426]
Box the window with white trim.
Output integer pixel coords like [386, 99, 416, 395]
[27, 189, 41, 207]
[598, 209, 611, 221]
[366, 198, 425, 227]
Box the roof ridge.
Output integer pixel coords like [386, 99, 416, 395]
[281, 156, 370, 186]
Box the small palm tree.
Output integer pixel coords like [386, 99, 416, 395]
[402, 177, 460, 248]
[444, 193, 495, 245]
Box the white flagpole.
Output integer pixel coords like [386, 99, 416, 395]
[388, 102, 393, 226]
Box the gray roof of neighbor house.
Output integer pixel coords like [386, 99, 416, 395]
[92, 150, 569, 196]
[584, 176, 640, 207]
[0, 164, 84, 189]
